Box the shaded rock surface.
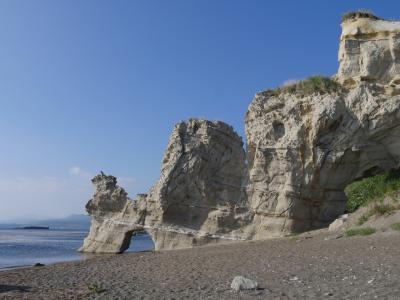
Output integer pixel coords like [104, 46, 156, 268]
[81, 13, 400, 253]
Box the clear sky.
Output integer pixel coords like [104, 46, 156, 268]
[1, 1, 399, 221]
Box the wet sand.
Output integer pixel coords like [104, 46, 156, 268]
[0, 231, 399, 299]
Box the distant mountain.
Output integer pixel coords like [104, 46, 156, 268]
[0, 214, 91, 230]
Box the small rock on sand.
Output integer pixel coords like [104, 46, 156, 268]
[328, 214, 348, 231]
[34, 263, 45, 267]
[231, 276, 258, 291]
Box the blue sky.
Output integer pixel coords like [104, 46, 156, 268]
[1, 1, 399, 221]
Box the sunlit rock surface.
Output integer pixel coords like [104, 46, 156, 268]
[338, 16, 400, 89]
[81, 13, 400, 253]
[79, 173, 147, 253]
[81, 120, 251, 252]
[245, 82, 400, 237]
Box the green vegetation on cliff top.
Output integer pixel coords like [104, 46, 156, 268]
[260, 76, 343, 98]
[342, 9, 380, 22]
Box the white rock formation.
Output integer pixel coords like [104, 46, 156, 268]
[143, 119, 250, 250]
[79, 172, 147, 253]
[81, 12, 400, 253]
[246, 82, 400, 237]
[338, 15, 400, 88]
[81, 120, 251, 252]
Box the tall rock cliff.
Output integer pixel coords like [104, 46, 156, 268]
[245, 82, 400, 238]
[81, 12, 400, 253]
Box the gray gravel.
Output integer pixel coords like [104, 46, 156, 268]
[0, 231, 399, 299]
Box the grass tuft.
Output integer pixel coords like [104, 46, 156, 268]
[87, 282, 106, 294]
[260, 76, 343, 98]
[345, 227, 376, 236]
[342, 9, 380, 23]
[357, 210, 375, 225]
[373, 203, 396, 216]
[357, 204, 396, 225]
[391, 222, 400, 231]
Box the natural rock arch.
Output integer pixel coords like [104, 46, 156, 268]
[120, 229, 155, 253]
[79, 173, 148, 253]
[80, 120, 251, 253]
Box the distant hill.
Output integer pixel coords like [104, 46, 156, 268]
[0, 214, 91, 230]
[0, 223, 20, 229]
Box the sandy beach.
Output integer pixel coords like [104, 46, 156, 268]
[0, 231, 399, 299]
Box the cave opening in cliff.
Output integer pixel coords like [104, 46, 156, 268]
[123, 230, 155, 253]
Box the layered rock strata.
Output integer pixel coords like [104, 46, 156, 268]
[79, 172, 147, 253]
[143, 119, 250, 250]
[246, 82, 400, 237]
[338, 16, 400, 89]
[81, 120, 251, 252]
[81, 13, 400, 253]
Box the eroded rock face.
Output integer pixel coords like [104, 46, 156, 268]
[81, 14, 400, 253]
[245, 83, 400, 237]
[144, 119, 250, 250]
[81, 120, 250, 252]
[79, 172, 147, 253]
[338, 17, 400, 88]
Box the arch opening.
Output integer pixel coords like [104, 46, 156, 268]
[121, 229, 155, 253]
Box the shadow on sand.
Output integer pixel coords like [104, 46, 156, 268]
[0, 284, 31, 293]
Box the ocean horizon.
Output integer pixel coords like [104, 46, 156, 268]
[0, 228, 154, 269]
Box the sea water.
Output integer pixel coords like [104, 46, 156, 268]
[0, 229, 154, 269]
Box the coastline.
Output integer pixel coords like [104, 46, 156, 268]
[0, 265, 33, 272]
[1, 231, 399, 299]
[0, 229, 89, 270]
[0, 229, 154, 270]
